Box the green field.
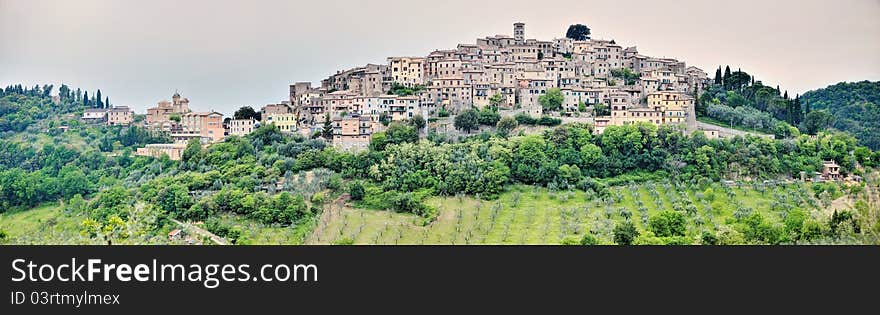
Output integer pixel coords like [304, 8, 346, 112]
[306, 181, 827, 245]
[0, 203, 94, 245]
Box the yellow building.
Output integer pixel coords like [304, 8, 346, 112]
[388, 57, 425, 87]
[265, 113, 298, 132]
[647, 90, 691, 125]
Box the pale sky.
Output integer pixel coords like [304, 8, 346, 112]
[1, 0, 879, 115]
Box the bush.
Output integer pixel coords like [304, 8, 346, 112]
[332, 238, 355, 245]
[560, 236, 580, 245]
[348, 181, 365, 201]
[514, 112, 537, 125]
[613, 221, 639, 245]
[649, 211, 687, 237]
[537, 116, 562, 126]
[701, 231, 718, 245]
[580, 234, 599, 245]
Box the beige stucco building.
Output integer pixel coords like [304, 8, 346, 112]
[107, 106, 134, 126]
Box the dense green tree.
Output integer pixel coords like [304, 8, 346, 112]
[613, 221, 639, 245]
[182, 138, 203, 164]
[454, 109, 479, 133]
[348, 181, 365, 201]
[801, 110, 835, 135]
[496, 116, 518, 138]
[538, 88, 564, 112]
[565, 24, 591, 40]
[234, 106, 260, 120]
[410, 114, 426, 131]
[649, 211, 687, 237]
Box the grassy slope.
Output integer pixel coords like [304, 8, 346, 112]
[307, 182, 822, 245]
[0, 203, 93, 245]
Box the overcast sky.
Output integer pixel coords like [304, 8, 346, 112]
[1, 0, 878, 115]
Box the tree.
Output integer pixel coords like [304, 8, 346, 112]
[477, 107, 500, 126]
[156, 184, 193, 216]
[496, 116, 518, 137]
[565, 24, 591, 41]
[105, 96, 110, 108]
[410, 114, 426, 131]
[801, 110, 835, 135]
[714, 67, 722, 85]
[96, 90, 103, 108]
[386, 123, 418, 144]
[538, 88, 564, 113]
[348, 181, 365, 201]
[613, 221, 639, 245]
[454, 109, 479, 133]
[322, 114, 333, 140]
[594, 102, 610, 116]
[648, 211, 686, 237]
[182, 138, 203, 164]
[83, 91, 89, 107]
[580, 234, 599, 245]
[489, 93, 504, 108]
[723, 66, 732, 89]
[234, 106, 260, 120]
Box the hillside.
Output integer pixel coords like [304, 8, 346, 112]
[2, 84, 880, 245]
[801, 81, 880, 150]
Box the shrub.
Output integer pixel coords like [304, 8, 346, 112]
[613, 221, 639, 245]
[580, 234, 599, 245]
[649, 211, 687, 237]
[348, 181, 365, 201]
[332, 238, 355, 245]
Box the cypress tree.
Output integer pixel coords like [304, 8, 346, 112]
[96, 90, 103, 108]
[105, 96, 110, 108]
[714, 67, 722, 85]
[322, 114, 333, 140]
[83, 91, 89, 107]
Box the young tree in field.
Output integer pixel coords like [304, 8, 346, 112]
[454, 109, 479, 133]
[613, 221, 639, 245]
[565, 24, 591, 41]
[538, 88, 564, 113]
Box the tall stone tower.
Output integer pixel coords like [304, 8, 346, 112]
[514, 22, 525, 44]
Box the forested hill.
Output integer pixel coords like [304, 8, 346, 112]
[800, 81, 880, 150]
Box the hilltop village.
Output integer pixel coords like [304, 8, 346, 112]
[87, 23, 715, 158]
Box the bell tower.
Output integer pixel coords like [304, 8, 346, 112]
[514, 22, 525, 44]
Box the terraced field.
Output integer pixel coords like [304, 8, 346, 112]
[306, 181, 827, 245]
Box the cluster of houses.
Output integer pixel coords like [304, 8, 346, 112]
[269, 23, 711, 149]
[86, 23, 721, 158]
